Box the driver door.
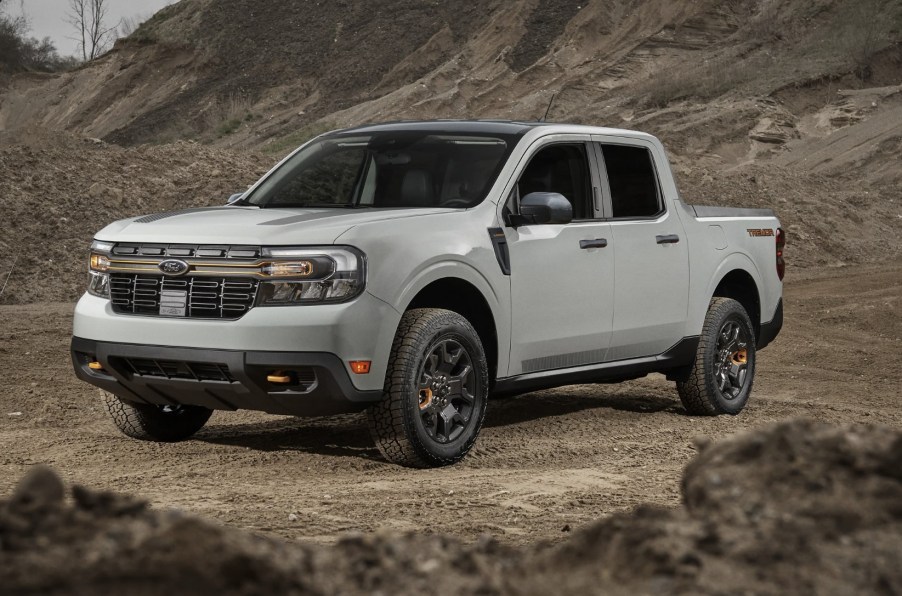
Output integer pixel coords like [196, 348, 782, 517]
[503, 136, 615, 376]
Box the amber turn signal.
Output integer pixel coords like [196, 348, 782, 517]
[88, 361, 104, 371]
[89, 253, 110, 272]
[349, 360, 371, 374]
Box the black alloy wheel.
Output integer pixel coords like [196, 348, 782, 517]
[368, 308, 489, 467]
[713, 319, 751, 400]
[677, 297, 757, 415]
[416, 338, 478, 444]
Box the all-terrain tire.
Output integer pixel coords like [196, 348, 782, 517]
[677, 297, 756, 416]
[102, 391, 213, 442]
[367, 308, 489, 468]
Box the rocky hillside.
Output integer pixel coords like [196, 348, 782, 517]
[0, 0, 900, 175]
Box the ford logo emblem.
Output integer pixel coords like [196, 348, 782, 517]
[158, 259, 190, 276]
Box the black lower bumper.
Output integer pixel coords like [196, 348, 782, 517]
[71, 337, 383, 416]
[757, 298, 783, 350]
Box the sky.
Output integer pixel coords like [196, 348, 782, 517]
[7, 0, 176, 57]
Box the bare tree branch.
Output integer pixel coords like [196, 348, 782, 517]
[66, 0, 87, 61]
[118, 14, 146, 38]
[67, 0, 114, 62]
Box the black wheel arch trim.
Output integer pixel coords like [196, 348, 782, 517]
[756, 298, 783, 350]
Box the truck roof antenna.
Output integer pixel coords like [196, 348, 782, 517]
[540, 93, 557, 122]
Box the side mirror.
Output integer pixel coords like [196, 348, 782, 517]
[509, 192, 572, 226]
[226, 192, 245, 205]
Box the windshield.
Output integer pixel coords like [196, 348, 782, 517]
[244, 131, 515, 209]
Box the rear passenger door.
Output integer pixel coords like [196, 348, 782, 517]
[592, 137, 690, 360]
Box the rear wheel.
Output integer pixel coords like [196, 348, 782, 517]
[102, 391, 212, 441]
[367, 308, 488, 468]
[677, 297, 756, 415]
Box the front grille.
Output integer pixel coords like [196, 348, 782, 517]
[115, 357, 236, 382]
[110, 274, 260, 319]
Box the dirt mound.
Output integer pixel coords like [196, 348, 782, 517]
[0, 130, 268, 304]
[520, 419, 902, 595]
[2, 420, 899, 595]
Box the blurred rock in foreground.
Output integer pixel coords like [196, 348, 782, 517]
[1, 419, 900, 595]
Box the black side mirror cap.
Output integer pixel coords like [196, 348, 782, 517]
[508, 192, 573, 226]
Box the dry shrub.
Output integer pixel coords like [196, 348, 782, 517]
[637, 0, 902, 107]
[722, 0, 782, 42]
[0, 3, 76, 72]
[201, 92, 254, 137]
[840, 0, 899, 80]
[639, 53, 776, 108]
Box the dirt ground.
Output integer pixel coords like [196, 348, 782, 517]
[1, 262, 899, 547]
[3, 418, 899, 595]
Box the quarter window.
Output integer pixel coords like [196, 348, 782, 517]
[601, 144, 662, 218]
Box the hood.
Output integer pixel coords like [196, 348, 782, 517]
[95, 206, 449, 245]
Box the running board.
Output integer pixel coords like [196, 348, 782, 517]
[492, 336, 699, 397]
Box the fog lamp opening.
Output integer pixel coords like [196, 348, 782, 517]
[267, 370, 293, 384]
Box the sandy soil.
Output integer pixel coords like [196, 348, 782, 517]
[1, 262, 899, 547]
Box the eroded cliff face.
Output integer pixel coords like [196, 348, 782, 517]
[1, 0, 899, 169]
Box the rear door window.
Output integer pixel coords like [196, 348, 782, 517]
[599, 144, 662, 219]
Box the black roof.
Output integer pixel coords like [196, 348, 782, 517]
[329, 119, 551, 137]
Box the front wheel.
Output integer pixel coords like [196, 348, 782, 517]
[677, 297, 756, 415]
[102, 392, 213, 441]
[367, 308, 489, 468]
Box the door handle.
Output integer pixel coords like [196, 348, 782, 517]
[656, 234, 680, 244]
[579, 238, 608, 249]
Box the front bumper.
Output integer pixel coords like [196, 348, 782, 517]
[71, 337, 383, 416]
[72, 292, 401, 392]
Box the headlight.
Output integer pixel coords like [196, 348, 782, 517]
[87, 271, 110, 298]
[89, 253, 110, 272]
[257, 246, 365, 305]
[87, 240, 113, 298]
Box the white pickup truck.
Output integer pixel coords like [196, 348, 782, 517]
[71, 121, 784, 467]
